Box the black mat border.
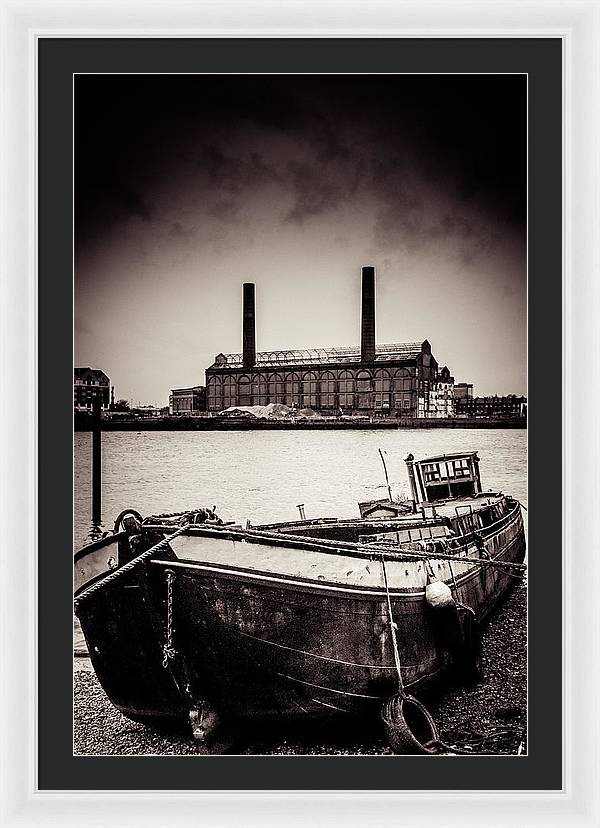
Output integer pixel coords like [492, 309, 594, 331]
[38, 37, 562, 791]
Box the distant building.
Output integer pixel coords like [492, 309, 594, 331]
[453, 382, 473, 401]
[136, 405, 169, 418]
[205, 267, 447, 418]
[454, 394, 527, 418]
[74, 367, 111, 411]
[428, 366, 455, 418]
[169, 386, 206, 415]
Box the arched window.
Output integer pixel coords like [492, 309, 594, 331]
[238, 374, 252, 406]
[222, 375, 237, 409]
[267, 373, 285, 404]
[285, 372, 301, 407]
[319, 371, 336, 410]
[393, 368, 415, 412]
[256, 374, 268, 406]
[338, 370, 355, 409]
[356, 370, 372, 393]
[393, 368, 413, 392]
[356, 370, 373, 410]
[207, 375, 224, 411]
[301, 372, 318, 409]
[374, 369, 392, 411]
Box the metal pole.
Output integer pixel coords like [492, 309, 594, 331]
[379, 448, 392, 502]
[92, 397, 102, 525]
[472, 452, 482, 494]
[403, 453, 419, 511]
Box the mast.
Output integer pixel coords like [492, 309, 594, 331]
[378, 448, 393, 502]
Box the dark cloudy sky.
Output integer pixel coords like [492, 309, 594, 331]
[75, 74, 526, 405]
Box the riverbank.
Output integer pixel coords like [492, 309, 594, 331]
[74, 580, 527, 756]
[75, 413, 527, 432]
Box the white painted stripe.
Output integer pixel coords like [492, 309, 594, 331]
[149, 558, 422, 597]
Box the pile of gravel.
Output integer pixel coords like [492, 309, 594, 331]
[74, 580, 527, 756]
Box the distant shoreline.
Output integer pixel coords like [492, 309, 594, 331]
[75, 414, 527, 432]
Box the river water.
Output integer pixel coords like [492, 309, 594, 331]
[74, 429, 527, 549]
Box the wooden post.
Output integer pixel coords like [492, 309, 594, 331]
[92, 398, 102, 525]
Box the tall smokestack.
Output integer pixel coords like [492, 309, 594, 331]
[360, 265, 376, 363]
[242, 282, 256, 368]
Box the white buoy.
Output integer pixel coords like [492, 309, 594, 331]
[425, 578, 455, 609]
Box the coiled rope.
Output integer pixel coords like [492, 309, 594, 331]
[143, 507, 222, 526]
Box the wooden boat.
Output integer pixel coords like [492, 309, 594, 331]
[74, 451, 526, 749]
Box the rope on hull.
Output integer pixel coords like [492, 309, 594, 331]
[74, 525, 188, 613]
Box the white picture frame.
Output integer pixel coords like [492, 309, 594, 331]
[1, 1, 598, 825]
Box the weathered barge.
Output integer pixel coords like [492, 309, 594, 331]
[74, 452, 526, 751]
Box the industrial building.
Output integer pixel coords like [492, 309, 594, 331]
[205, 266, 450, 417]
[169, 385, 206, 415]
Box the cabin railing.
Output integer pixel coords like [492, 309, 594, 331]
[447, 499, 522, 554]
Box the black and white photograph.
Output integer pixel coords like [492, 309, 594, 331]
[73, 72, 527, 757]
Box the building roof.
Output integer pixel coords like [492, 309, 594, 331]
[209, 342, 425, 369]
[170, 386, 205, 394]
[418, 451, 478, 464]
[74, 367, 109, 383]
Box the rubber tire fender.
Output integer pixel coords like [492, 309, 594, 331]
[381, 694, 440, 755]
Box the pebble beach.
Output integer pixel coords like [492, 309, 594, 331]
[74, 579, 527, 757]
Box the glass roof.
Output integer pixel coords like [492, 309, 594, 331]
[211, 342, 424, 368]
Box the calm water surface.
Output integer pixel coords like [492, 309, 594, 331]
[74, 429, 527, 549]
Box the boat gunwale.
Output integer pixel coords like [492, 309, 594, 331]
[73, 500, 524, 604]
[74, 529, 127, 563]
[144, 497, 522, 565]
[150, 516, 524, 599]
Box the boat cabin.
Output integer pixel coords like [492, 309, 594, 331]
[357, 498, 413, 519]
[405, 452, 482, 504]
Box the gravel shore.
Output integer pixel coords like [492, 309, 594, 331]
[74, 579, 526, 756]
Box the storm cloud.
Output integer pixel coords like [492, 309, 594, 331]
[75, 74, 526, 404]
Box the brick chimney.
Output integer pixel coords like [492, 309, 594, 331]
[360, 265, 376, 363]
[242, 282, 256, 368]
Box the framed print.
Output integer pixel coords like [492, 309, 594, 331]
[1, 1, 599, 826]
[71, 67, 531, 766]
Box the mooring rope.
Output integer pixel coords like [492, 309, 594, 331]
[379, 551, 515, 755]
[379, 553, 405, 695]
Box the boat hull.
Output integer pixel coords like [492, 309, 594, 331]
[76, 504, 525, 728]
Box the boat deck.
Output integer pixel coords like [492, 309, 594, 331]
[161, 493, 510, 592]
[427, 491, 504, 519]
[167, 532, 477, 593]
